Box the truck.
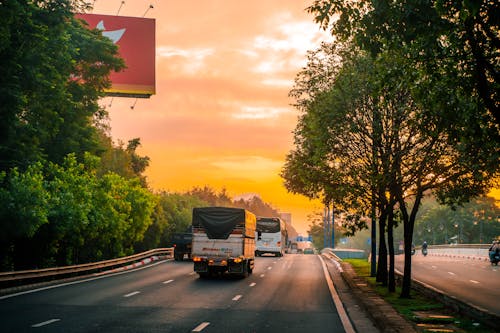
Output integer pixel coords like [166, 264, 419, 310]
[191, 207, 256, 278]
[172, 232, 192, 261]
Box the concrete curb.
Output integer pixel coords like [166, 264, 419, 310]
[425, 252, 490, 262]
[93, 255, 164, 276]
[338, 260, 418, 333]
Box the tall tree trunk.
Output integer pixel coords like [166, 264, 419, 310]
[399, 190, 424, 298]
[376, 210, 388, 285]
[388, 205, 396, 292]
[400, 201, 412, 298]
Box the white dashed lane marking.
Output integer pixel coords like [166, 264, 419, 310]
[249, 282, 256, 287]
[124, 291, 140, 297]
[232, 295, 242, 301]
[163, 279, 174, 284]
[31, 319, 60, 328]
[192, 322, 210, 332]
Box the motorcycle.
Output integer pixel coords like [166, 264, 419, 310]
[422, 248, 428, 256]
[490, 252, 500, 266]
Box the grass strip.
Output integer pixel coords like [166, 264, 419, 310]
[343, 258, 494, 333]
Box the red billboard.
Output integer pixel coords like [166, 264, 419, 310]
[77, 13, 155, 98]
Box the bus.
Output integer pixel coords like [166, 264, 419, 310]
[255, 217, 287, 257]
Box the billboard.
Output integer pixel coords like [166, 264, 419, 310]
[77, 13, 155, 98]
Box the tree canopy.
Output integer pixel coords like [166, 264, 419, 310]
[283, 0, 499, 297]
[0, 0, 124, 171]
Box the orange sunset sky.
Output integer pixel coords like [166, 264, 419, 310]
[91, 0, 333, 234]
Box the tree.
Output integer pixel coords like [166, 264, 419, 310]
[97, 136, 150, 187]
[0, 163, 49, 269]
[0, 0, 124, 172]
[187, 186, 233, 207]
[149, 192, 209, 248]
[307, 0, 499, 124]
[305, 0, 500, 298]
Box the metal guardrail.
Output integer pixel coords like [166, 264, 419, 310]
[0, 248, 173, 289]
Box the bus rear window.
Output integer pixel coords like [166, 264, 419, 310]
[256, 220, 280, 233]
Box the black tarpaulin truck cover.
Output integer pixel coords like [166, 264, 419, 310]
[192, 207, 256, 239]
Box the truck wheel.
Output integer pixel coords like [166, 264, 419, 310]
[239, 262, 249, 278]
[198, 272, 209, 279]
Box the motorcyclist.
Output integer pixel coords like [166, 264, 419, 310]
[489, 240, 499, 262]
[422, 241, 428, 256]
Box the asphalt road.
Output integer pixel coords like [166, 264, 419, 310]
[395, 253, 500, 315]
[0, 254, 348, 333]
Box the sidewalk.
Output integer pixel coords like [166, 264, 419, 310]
[322, 254, 418, 333]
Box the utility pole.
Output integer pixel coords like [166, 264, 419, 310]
[324, 205, 329, 249]
[370, 197, 377, 277]
[331, 202, 335, 248]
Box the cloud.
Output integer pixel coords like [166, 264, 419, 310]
[209, 155, 283, 176]
[233, 106, 292, 119]
[92, 0, 330, 234]
[157, 46, 214, 75]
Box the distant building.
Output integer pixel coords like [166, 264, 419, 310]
[280, 212, 292, 225]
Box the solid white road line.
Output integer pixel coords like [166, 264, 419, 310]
[232, 295, 242, 301]
[0, 259, 169, 300]
[163, 279, 174, 284]
[124, 291, 140, 297]
[31, 319, 61, 328]
[192, 322, 210, 332]
[319, 256, 355, 333]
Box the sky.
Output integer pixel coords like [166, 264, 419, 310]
[90, 0, 333, 235]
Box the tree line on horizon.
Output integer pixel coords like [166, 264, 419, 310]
[0, 1, 290, 272]
[306, 195, 500, 253]
[283, 0, 499, 298]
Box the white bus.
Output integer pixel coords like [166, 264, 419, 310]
[255, 217, 287, 257]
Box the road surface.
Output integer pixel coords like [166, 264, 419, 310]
[0, 254, 350, 333]
[395, 253, 500, 315]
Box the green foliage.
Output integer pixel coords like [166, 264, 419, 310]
[97, 136, 150, 187]
[289, 0, 499, 298]
[0, 0, 125, 172]
[0, 163, 49, 242]
[0, 154, 158, 270]
[152, 192, 209, 247]
[307, 212, 328, 250]
[186, 186, 233, 207]
[414, 196, 500, 245]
